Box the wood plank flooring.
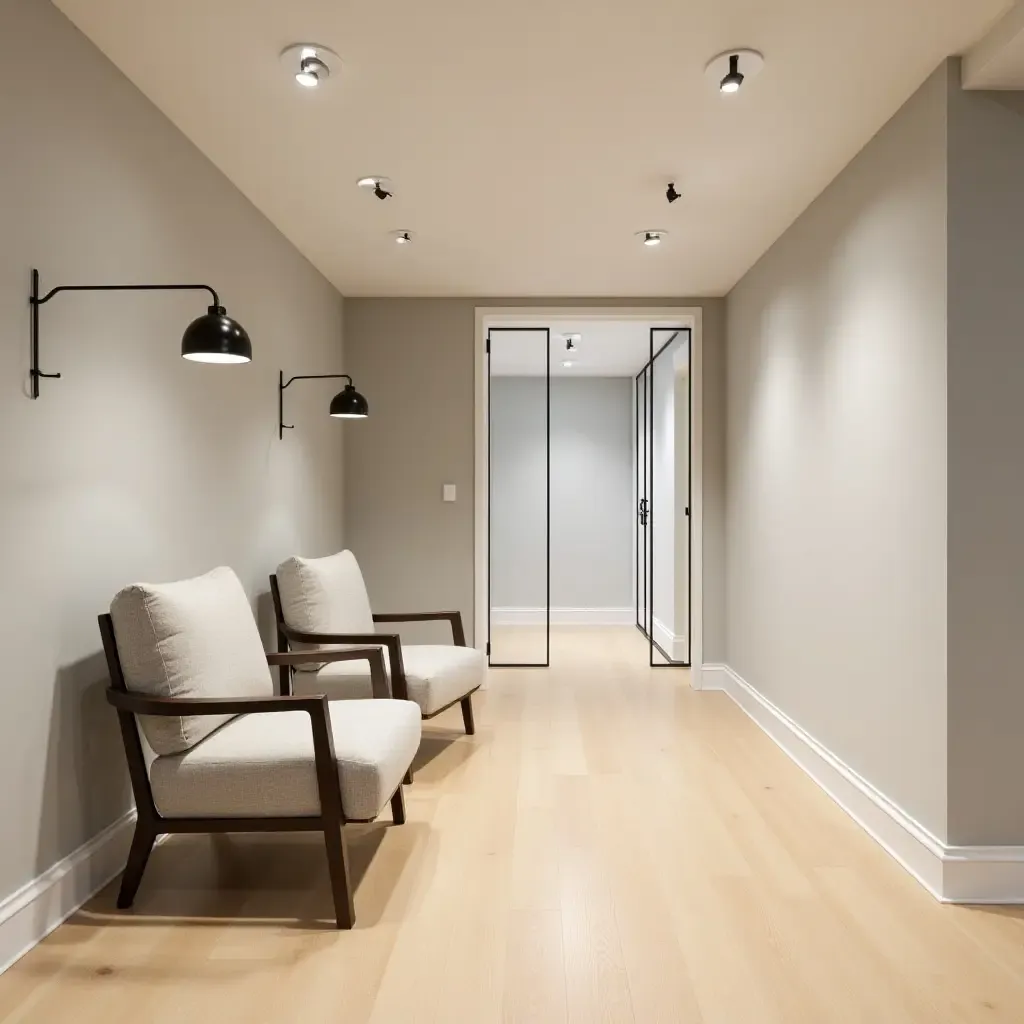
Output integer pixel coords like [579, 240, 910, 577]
[2, 627, 1023, 1022]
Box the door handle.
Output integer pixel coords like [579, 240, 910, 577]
[637, 498, 649, 526]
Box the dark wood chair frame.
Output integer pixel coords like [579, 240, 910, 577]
[99, 612, 407, 930]
[269, 575, 480, 740]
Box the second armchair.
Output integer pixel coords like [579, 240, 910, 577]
[270, 550, 484, 735]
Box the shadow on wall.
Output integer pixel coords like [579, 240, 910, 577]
[37, 649, 132, 886]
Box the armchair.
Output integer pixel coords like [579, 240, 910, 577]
[100, 566, 421, 929]
[270, 550, 484, 736]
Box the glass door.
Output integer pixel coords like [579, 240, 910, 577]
[635, 366, 651, 637]
[487, 327, 550, 667]
[645, 327, 692, 668]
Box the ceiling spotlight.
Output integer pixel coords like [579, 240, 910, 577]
[637, 230, 667, 246]
[705, 49, 764, 94]
[666, 182, 682, 204]
[562, 360, 574, 368]
[565, 336, 579, 352]
[281, 44, 340, 90]
[393, 230, 413, 244]
[295, 55, 328, 87]
[358, 176, 394, 200]
[720, 55, 744, 93]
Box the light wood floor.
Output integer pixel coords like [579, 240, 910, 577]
[3, 627, 1024, 1022]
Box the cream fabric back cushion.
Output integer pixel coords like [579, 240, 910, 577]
[276, 551, 376, 671]
[110, 567, 273, 755]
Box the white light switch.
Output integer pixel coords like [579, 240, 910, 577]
[443, 483, 457, 503]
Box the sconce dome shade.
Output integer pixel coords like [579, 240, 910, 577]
[329, 383, 369, 418]
[181, 305, 252, 364]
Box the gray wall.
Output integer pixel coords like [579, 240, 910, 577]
[342, 297, 726, 658]
[0, 0, 345, 903]
[725, 64, 951, 838]
[946, 85, 1024, 846]
[490, 377, 633, 609]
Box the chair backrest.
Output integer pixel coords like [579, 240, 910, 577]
[275, 551, 375, 670]
[109, 566, 273, 755]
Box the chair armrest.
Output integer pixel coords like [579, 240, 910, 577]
[106, 689, 328, 719]
[266, 647, 390, 699]
[276, 626, 409, 702]
[372, 610, 467, 646]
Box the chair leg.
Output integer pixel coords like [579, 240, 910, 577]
[461, 694, 476, 736]
[323, 825, 355, 929]
[391, 786, 407, 825]
[404, 769, 414, 785]
[116, 821, 157, 909]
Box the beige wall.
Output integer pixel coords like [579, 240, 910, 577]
[342, 298, 726, 659]
[946, 84, 1024, 846]
[725, 65, 951, 838]
[0, 0, 345, 902]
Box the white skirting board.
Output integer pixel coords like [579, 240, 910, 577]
[652, 617, 688, 662]
[0, 808, 136, 975]
[703, 664, 1024, 904]
[491, 607, 634, 626]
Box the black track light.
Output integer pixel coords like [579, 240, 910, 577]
[666, 183, 682, 204]
[720, 54, 745, 94]
[374, 184, 392, 201]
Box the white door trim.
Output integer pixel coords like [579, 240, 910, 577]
[473, 305, 705, 687]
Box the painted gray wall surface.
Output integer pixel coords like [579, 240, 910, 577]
[0, 0, 345, 902]
[946, 83, 1024, 846]
[725, 65, 950, 838]
[490, 377, 634, 609]
[342, 297, 726, 653]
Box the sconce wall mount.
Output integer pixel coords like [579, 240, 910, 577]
[278, 371, 369, 439]
[28, 268, 251, 399]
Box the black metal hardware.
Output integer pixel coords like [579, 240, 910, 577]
[279, 371, 363, 439]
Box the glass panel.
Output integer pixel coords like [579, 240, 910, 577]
[648, 328, 691, 667]
[635, 368, 649, 636]
[488, 328, 550, 666]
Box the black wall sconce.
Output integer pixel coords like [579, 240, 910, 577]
[28, 268, 251, 398]
[278, 371, 369, 439]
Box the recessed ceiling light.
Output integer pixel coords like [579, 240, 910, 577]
[358, 176, 394, 200]
[637, 230, 667, 246]
[393, 230, 414, 244]
[704, 49, 764, 94]
[562, 360, 574, 368]
[280, 44, 340, 89]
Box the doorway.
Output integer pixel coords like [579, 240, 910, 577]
[475, 307, 704, 683]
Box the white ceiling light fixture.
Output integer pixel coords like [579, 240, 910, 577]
[392, 230, 414, 244]
[704, 48, 764, 94]
[562, 360, 574, 368]
[357, 176, 394, 200]
[637, 230, 667, 247]
[280, 44, 340, 90]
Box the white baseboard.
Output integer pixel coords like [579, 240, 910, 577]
[0, 808, 136, 975]
[703, 664, 1024, 904]
[491, 607, 634, 627]
[652, 617, 688, 662]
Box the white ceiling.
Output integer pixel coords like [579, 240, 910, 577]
[54, 0, 1011, 298]
[964, 2, 1024, 87]
[488, 319, 688, 377]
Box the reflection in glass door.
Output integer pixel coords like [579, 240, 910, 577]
[487, 327, 550, 667]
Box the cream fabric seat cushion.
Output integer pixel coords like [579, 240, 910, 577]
[150, 699, 421, 822]
[275, 551, 374, 668]
[110, 567, 273, 755]
[293, 644, 484, 716]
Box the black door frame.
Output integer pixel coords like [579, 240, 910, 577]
[486, 327, 551, 668]
[636, 327, 692, 668]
